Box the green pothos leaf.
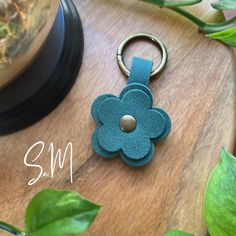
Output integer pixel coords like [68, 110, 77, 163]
[204, 148, 236, 236]
[141, 0, 202, 7]
[207, 27, 236, 47]
[25, 189, 101, 236]
[212, 0, 236, 10]
[163, 230, 194, 236]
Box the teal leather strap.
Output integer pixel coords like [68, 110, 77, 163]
[128, 57, 153, 86]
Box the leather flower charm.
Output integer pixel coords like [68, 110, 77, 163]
[91, 83, 171, 167]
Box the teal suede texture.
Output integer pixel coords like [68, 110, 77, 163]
[91, 57, 171, 167]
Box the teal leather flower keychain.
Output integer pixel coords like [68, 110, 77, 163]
[91, 33, 171, 167]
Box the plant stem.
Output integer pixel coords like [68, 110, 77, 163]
[0, 221, 24, 235]
[167, 6, 236, 33]
[168, 6, 206, 28]
[143, 0, 203, 7]
[142, 0, 236, 36]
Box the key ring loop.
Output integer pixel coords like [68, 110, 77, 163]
[117, 33, 168, 78]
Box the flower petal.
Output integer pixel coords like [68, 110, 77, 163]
[97, 125, 122, 153]
[120, 83, 153, 105]
[91, 94, 117, 125]
[138, 109, 166, 139]
[121, 143, 155, 167]
[122, 89, 152, 111]
[92, 129, 118, 158]
[153, 108, 172, 141]
[122, 133, 151, 160]
[98, 97, 123, 125]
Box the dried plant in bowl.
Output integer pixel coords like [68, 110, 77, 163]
[0, 0, 59, 88]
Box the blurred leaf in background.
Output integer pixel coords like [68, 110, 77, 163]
[142, 0, 236, 46]
[212, 0, 236, 10]
[204, 148, 236, 236]
[207, 27, 236, 46]
[0, 189, 101, 236]
[163, 230, 194, 236]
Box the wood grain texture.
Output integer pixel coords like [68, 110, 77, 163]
[223, 7, 236, 153]
[0, 0, 235, 236]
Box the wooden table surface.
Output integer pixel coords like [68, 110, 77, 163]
[0, 1, 235, 236]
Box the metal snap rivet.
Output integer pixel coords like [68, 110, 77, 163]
[120, 115, 137, 133]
